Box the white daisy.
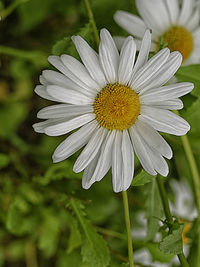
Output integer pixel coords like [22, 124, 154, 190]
[33, 29, 193, 193]
[114, 0, 200, 65]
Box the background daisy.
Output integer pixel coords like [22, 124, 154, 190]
[114, 0, 200, 65]
[33, 29, 193, 193]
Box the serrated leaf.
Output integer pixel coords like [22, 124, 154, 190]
[52, 22, 94, 57]
[67, 218, 82, 254]
[70, 198, 110, 267]
[146, 179, 163, 241]
[131, 170, 156, 186]
[176, 64, 200, 97]
[146, 243, 174, 263]
[159, 224, 184, 255]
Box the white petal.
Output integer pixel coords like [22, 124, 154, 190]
[112, 131, 123, 193]
[178, 0, 194, 25]
[129, 29, 151, 81]
[136, 0, 171, 33]
[99, 29, 119, 83]
[44, 113, 95, 136]
[129, 126, 156, 175]
[86, 130, 115, 186]
[139, 82, 194, 100]
[52, 120, 98, 162]
[72, 35, 106, 87]
[135, 118, 172, 159]
[73, 127, 108, 173]
[186, 8, 200, 31]
[60, 55, 100, 92]
[164, 0, 179, 24]
[138, 51, 182, 94]
[143, 99, 183, 110]
[39, 75, 49, 85]
[114, 10, 147, 38]
[47, 85, 93, 105]
[82, 151, 101, 189]
[42, 70, 71, 87]
[113, 36, 126, 50]
[118, 36, 136, 85]
[131, 48, 170, 90]
[33, 119, 61, 133]
[140, 106, 190, 135]
[37, 104, 93, 119]
[35, 85, 56, 101]
[121, 130, 134, 191]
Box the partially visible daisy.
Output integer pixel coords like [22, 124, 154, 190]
[114, 0, 200, 65]
[33, 29, 193, 192]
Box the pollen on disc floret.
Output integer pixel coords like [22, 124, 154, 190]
[93, 83, 140, 131]
[159, 26, 193, 62]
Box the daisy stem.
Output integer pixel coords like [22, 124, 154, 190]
[175, 111, 200, 266]
[122, 190, 134, 267]
[83, 0, 100, 47]
[157, 176, 189, 267]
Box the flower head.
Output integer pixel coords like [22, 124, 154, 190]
[114, 0, 200, 64]
[33, 29, 193, 192]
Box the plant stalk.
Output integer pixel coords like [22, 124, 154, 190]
[122, 190, 134, 267]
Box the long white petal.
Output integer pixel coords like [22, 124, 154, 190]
[37, 104, 93, 119]
[186, 8, 200, 31]
[129, 29, 151, 82]
[47, 85, 93, 105]
[44, 113, 95, 136]
[131, 48, 170, 90]
[52, 120, 98, 162]
[135, 118, 172, 159]
[73, 127, 108, 173]
[72, 35, 106, 87]
[129, 126, 156, 175]
[136, 0, 171, 33]
[164, 0, 179, 24]
[140, 106, 190, 135]
[112, 131, 123, 193]
[121, 130, 134, 191]
[142, 99, 183, 110]
[35, 85, 56, 101]
[99, 29, 119, 83]
[118, 36, 136, 85]
[114, 10, 147, 38]
[138, 51, 182, 94]
[178, 0, 194, 25]
[60, 55, 100, 92]
[139, 82, 194, 99]
[88, 130, 115, 185]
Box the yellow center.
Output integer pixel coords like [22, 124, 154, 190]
[159, 26, 193, 62]
[93, 83, 140, 131]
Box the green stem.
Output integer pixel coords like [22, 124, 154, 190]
[83, 0, 100, 46]
[122, 191, 134, 267]
[0, 45, 48, 66]
[175, 111, 200, 266]
[0, 0, 28, 20]
[157, 176, 189, 267]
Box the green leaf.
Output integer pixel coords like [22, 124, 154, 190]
[146, 243, 174, 263]
[52, 22, 94, 57]
[131, 170, 156, 186]
[38, 209, 60, 257]
[70, 198, 110, 267]
[0, 153, 10, 169]
[67, 218, 82, 254]
[145, 180, 163, 241]
[176, 64, 200, 97]
[183, 96, 200, 137]
[159, 224, 184, 255]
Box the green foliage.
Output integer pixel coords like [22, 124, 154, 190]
[70, 198, 110, 267]
[52, 22, 94, 57]
[131, 170, 156, 186]
[159, 224, 184, 255]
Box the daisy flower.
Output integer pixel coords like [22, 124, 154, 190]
[114, 0, 200, 65]
[33, 29, 193, 193]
